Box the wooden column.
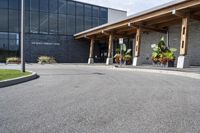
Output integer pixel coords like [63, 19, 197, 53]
[180, 16, 190, 55]
[135, 28, 142, 57]
[88, 38, 95, 64]
[108, 34, 113, 58]
[89, 38, 95, 58]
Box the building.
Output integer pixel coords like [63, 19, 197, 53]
[0, 0, 127, 63]
[74, 0, 200, 68]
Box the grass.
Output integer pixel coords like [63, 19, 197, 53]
[0, 69, 31, 81]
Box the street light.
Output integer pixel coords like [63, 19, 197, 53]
[20, 0, 25, 72]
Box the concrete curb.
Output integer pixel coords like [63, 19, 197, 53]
[0, 71, 38, 88]
[111, 67, 200, 80]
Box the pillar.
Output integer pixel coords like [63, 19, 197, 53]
[88, 38, 95, 64]
[133, 28, 142, 66]
[106, 34, 113, 65]
[177, 16, 190, 68]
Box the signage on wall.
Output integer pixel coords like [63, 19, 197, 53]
[31, 42, 60, 46]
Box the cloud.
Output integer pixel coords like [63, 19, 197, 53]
[74, 0, 173, 15]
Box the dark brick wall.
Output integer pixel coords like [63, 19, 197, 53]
[24, 34, 90, 63]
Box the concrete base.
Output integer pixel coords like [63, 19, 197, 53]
[177, 56, 190, 68]
[106, 58, 113, 65]
[88, 58, 94, 64]
[133, 57, 142, 66]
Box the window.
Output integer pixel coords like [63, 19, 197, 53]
[92, 6, 99, 18]
[100, 8, 107, 18]
[9, 10, 19, 32]
[67, 15, 75, 35]
[25, 11, 30, 33]
[99, 18, 107, 25]
[76, 16, 84, 33]
[30, 12, 39, 33]
[40, 0, 48, 12]
[76, 3, 83, 16]
[0, 0, 8, 9]
[85, 5, 91, 17]
[30, 0, 39, 11]
[0, 32, 8, 51]
[92, 17, 99, 27]
[58, 14, 66, 34]
[58, 0, 66, 14]
[49, 0, 58, 13]
[85, 17, 92, 30]
[67, 1, 75, 15]
[0, 9, 8, 32]
[25, 0, 30, 11]
[9, 0, 19, 10]
[9, 33, 19, 51]
[49, 13, 57, 34]
[40, 12, 49, 34]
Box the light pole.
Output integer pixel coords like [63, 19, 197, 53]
[20, 0, 25, 72]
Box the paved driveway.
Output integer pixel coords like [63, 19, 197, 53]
[0, 64, 200, 133]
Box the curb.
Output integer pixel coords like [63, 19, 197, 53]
[0, 71, 38, 88]
[110, 67, 200, 80]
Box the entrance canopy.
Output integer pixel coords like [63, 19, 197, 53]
[74, 0, 200, 40]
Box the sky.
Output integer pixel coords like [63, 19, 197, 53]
[75, 0, 174, 16]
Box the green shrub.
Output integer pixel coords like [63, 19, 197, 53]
[6, 57, 21, 64]
[37, 56, 56, 64]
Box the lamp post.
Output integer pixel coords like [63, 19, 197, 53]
[20, 0, 25, 72]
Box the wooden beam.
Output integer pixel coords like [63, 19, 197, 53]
[101, 30, 110, 36]
[172, 9, 186, 18]
[141, 25, 167, 34]
[180, 16, 190, 55]
[135, 28, 142, 57]
[191, 15, 200, 21]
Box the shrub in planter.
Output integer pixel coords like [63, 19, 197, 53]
[124, 54, 132, 65]
[151, 37, 177, 67]
[114, 53, 121, 64]
[37, 56, 56, 64]
[6, 57, 21, 64]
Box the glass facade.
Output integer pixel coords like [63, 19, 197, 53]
[0, 0, 108, 62]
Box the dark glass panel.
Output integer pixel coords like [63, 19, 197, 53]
[9, 33, 19, 51]
[9, 10, 19, 32]
[0, 32, 8, 51]
[58, 0, 66, 14]
[58, 14, 66, 34]
[100, 8, 107, 18]
[92, 6, 99, 18]
[0, 0, 8, 9]
[84, 5, 91, 17]
[85, 17, 92, 30]
[49, 0, 58, 13]
[9, 0, 19, 10]
[0, 9, 8, 32]
[40, 12, 49, 34]
[99, 18, 107, 25]
[76, 3, 83, 16]
[92, 17, 99, 27]
[40, 0, 48, 12]
[25, 11, 30, 33]
[25, 0, 30, 11]
[76, 16, 84, 33]
[30, 0, 39, 11]
[67, 1, 75, 15]
[30, 11, 39, 33]
[67, 15, 75, 35]
[49, 13, 57, 34]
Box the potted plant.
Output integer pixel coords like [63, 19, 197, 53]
[151, 37, 177, 67]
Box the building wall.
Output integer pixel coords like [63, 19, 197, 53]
[132, 20, 200, 66]
[108, 8, 127, 23]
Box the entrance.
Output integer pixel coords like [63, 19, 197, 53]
[94, 42, 108, 63]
